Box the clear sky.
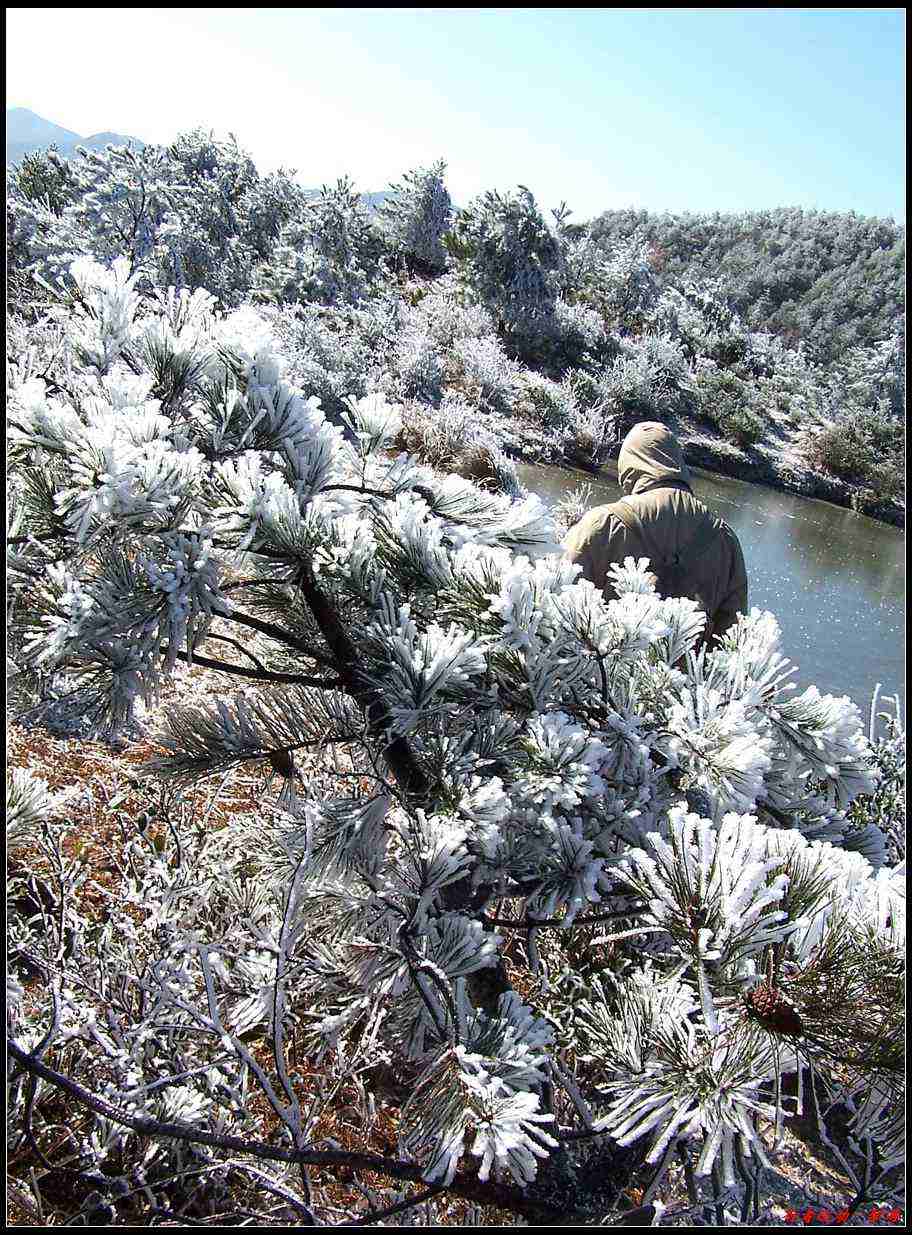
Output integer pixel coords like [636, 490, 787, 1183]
[6, 7, 906, 221]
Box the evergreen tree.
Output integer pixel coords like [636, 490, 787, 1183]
[445, 186, 566, 353]
[380, 159, 453, 276]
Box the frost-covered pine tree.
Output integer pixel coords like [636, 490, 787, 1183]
[380, 159, 453, 276]
[264, 176, 387, 307]
[445, 186, 567, 354]
[7, 258, 904, 1226]
[7, 132, 307, 310]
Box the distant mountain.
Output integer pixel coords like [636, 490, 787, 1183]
[300, 187, 395, 216]
[82, 130, 144, 149]
[7, 107, 145, 165]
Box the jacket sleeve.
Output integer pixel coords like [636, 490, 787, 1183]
[563, 513, 603, 588]
[563, 509, 627, 600]
[712, 529, 748, 643]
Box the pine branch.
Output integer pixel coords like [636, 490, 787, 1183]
[321, 483, 401, 499]
[481, 905, 646, 931]
[7, 1041, 569, 1224]
[295, 564, 429, 799]
[221, 578, 277, 592]
[170, 529, 303, 563]
[200, 632, 269, 673]
[6, 531, 72, 548]
[221, 584, 339, 666]
[333, 1185, 444, 1227]
[170, 647, 341, 689]
[758, 798, 797, 828]
[296, 562, 512, 1013]
[223, 608, 338, 667]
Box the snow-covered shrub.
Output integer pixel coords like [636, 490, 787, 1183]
[8, 142, 177, 289]
[154, 129, 259, 302]
[265, 177, 387, 307]
[513, 371, 577, 430]
[446, 187, 566, 350]
[792, 336, 905, 504]
[274, 303, 381, 417]
[696, 366, 766, 446]
[11, 144, 80, 216]
[551, 297, 609, 356]
[592, 331, 698, 432]
[8, 133, 306, 309]
[720, 403, 764, 448]
[64, 254, 143, 374]
[566, 402, 617, 464]
[511, 297, 612, 374]
[831, 332, 904, 420]
[845, 689, 905, 865]
[394, 325, 445, 405]
[379, 159, 452, 275]
[565, 229, 661, 331]
[561, 365, 613, 412]
[450, 333, 522, 413]
[155, 213, 256, 307]
[243, 168, 308, 260]
[642, 280, 741, 360]
[504, 370, 611, 465]
[395, 394, 477, 469]
[551, 481, 596, 539]
[410, 274, 496, 350]
[803, 405, 904, 503]
[392, 393, 520, 495]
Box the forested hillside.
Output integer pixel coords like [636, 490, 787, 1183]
[6, 131, 905, 1227]
[586, 206, 905, 368]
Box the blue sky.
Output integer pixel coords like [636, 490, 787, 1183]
[6, 7, 905, 220]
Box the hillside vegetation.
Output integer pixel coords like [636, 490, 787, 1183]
[6, 131, 906, 1228]
[587, 206, 905, 368]
[7, 133, 905, 524]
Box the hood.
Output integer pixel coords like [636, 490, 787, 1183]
[617, 421, 693, 496]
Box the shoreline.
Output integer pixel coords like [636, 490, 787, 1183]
[342, 403, 904, 529]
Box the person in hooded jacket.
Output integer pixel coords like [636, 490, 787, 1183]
[563, 421, 748, 650]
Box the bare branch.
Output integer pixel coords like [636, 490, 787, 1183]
[7, 1040, 568, 1223]
[333, 1184, 445, 1227]
[170, 646, 341, 689]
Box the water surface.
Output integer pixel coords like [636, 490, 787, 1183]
[519, 462, 905, 719]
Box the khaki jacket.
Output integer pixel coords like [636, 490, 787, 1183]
[563, 422, 748, 647]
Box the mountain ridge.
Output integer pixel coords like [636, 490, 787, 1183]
[7, 106, 145, 164]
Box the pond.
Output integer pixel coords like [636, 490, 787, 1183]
[519, 461, 905, 722]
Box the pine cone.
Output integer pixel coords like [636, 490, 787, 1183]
[745, 981, 804, 1037]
